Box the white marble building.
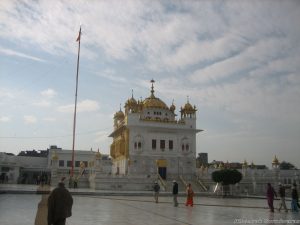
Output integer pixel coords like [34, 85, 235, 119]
[109, 80, 202, 180]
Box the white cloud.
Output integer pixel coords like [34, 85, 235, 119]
[41, 89, 57, 98]
[0, 46, 46, 62]
[0, 89, 14, 99]
[189, 36, 294, 84]
[162, 31, 250, 70]
[57, 99, 100, 113]
[0, 116, 10, 122]
[43, 117, 56, 122]
[24, 115, 37, 124]
[95, 69, 127, 83]
[33, 100, 51, 107]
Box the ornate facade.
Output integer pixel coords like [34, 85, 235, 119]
[109, 80, 202, 179]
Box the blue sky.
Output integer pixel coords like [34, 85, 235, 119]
[1, 0, 300, 168]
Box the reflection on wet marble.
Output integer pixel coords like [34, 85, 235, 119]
[0, 194, 300, 225]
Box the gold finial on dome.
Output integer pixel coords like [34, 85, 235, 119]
[170, 99, 176, 112]
[150, 79, 155, 97]
[142, 80, 169, 110]
[272, 155, 279, 165]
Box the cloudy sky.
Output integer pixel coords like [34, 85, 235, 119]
[1, 0, 300, 168]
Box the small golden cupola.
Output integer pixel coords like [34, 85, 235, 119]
[125, 90, 138, 114]
[272, 155, 280, 167]
[114, 104, 125, 129]
[180, 96, 197, 119]
[142, 79, 169, 110]
[114, 105, 125, 120]
[95, 148, 102, 159]
[170, 100, 176, 113]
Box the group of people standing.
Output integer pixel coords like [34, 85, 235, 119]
[153, 180, 194, 207]
[267, 182, 299, 213]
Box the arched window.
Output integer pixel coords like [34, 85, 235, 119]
[134, 135, 144, 152]
[181, 137, 190, 154]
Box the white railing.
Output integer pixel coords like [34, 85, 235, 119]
[157, 173, 167, 191]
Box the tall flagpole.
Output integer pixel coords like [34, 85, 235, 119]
[71, 26, 81, 177]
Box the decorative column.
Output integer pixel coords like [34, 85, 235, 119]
[95, 150, 102, 172]
[272, 155, 280, 184]
[50, 151, 59, 186]
[242, 160, 248, 177]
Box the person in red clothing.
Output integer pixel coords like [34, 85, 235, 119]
[185, 183, 194, 207]
[266, 183, 277, 212]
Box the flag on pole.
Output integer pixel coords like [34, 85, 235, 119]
[76, 27, 81, 42]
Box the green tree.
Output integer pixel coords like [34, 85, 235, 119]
[212, 169, 243, 196]
[279, 161, 297, 170]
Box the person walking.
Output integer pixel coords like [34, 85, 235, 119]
[266, 183, 277, 213]
[172, 180, 179, 207]
[73, 177, 78, 189]
[48, 177, 73, 225]
[185, 183, 194, 207]
[278, 183, 289, 212]
[153, 181, 160, 203]
[291, 183, 299, 212]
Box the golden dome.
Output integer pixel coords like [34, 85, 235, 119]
[126, 97, 137, 107]
[143, 97, 169, 110]
[143, 79, 169, 110]
[184, 102, 194, 111]
[181, 97, 197, 115]
[114, 109, 124, 120]
[272, 155, 279, 165]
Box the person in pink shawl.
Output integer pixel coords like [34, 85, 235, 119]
[266, 183, 277, 212]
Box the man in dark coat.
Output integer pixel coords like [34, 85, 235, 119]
[278, 183, 289, 212]
[291, 183, 299, 212]
[48, 177, 73, 225]
[172, 180, 179, 207]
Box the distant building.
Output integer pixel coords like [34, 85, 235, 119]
[0, 145, 111, 184]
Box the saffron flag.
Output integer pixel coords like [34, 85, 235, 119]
[76, 27, 81, 42]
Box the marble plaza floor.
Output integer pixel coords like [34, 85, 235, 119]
[0, 185, 300, 225]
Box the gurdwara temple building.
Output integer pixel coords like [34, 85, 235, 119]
[109, 79, 202, 179]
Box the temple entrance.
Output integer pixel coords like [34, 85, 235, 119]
[156, 159, 167, 180]
[158, 167, 167, 179]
